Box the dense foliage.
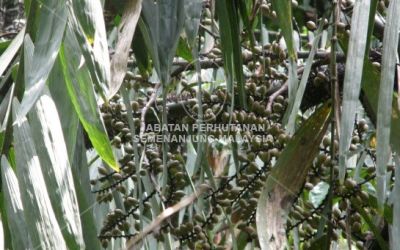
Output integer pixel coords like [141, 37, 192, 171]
[0, 0, 400, 249]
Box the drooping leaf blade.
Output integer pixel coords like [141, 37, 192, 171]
[141, 0, 186, 82]
[1, 156, 32, 250]
[375, 0, 400, 207]
[16, 1, 67, 120]
[131, 23, 152, 76]
[0, 27, 24, 77]
[70, 126, 102, 250]
[337, 20, 400, 163]
[338, 0, 371, 182]
[109, 0, 142, 97]
[67, 0, 111, 100]
[286, 23, 324, 133]
[28, 90, 85, 249]
[256, 102, 331, 250]
[12, 99, 67, 249]
[359, 63, 400, 156]
[59, 24, 119, 171]
[48, 59, 79, 163]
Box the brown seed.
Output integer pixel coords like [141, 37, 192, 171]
[306, 21, 317, 31]
[271, 11, 277, 19]
[304, 182, 314, 190]
[344, 178, 357, 189]
[131, 101, 139, 112]
[337, 22, 346, 31]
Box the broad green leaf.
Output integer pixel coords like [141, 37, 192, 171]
[59, 24, 119, 171]
[256, 103, 331, 250]
[338, 0, 371, 182]
[375, 0, 400, 207]
[0, 27, 24, 77]
[286, 23, 323, 133]
[67, 0, 111, 100]
[1, 156, 32, 250]
[48, 59, 79, 163]
[109, 0, 142, 97]
[141, 0, 186, 83]
[69, 0, 97, 39]
[12, 99, 67, 249]
[28, 91, 84, 249]
[16, 1, 67, 120]
[309, 181, 329, 208]
[215, 0, 247, 109]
